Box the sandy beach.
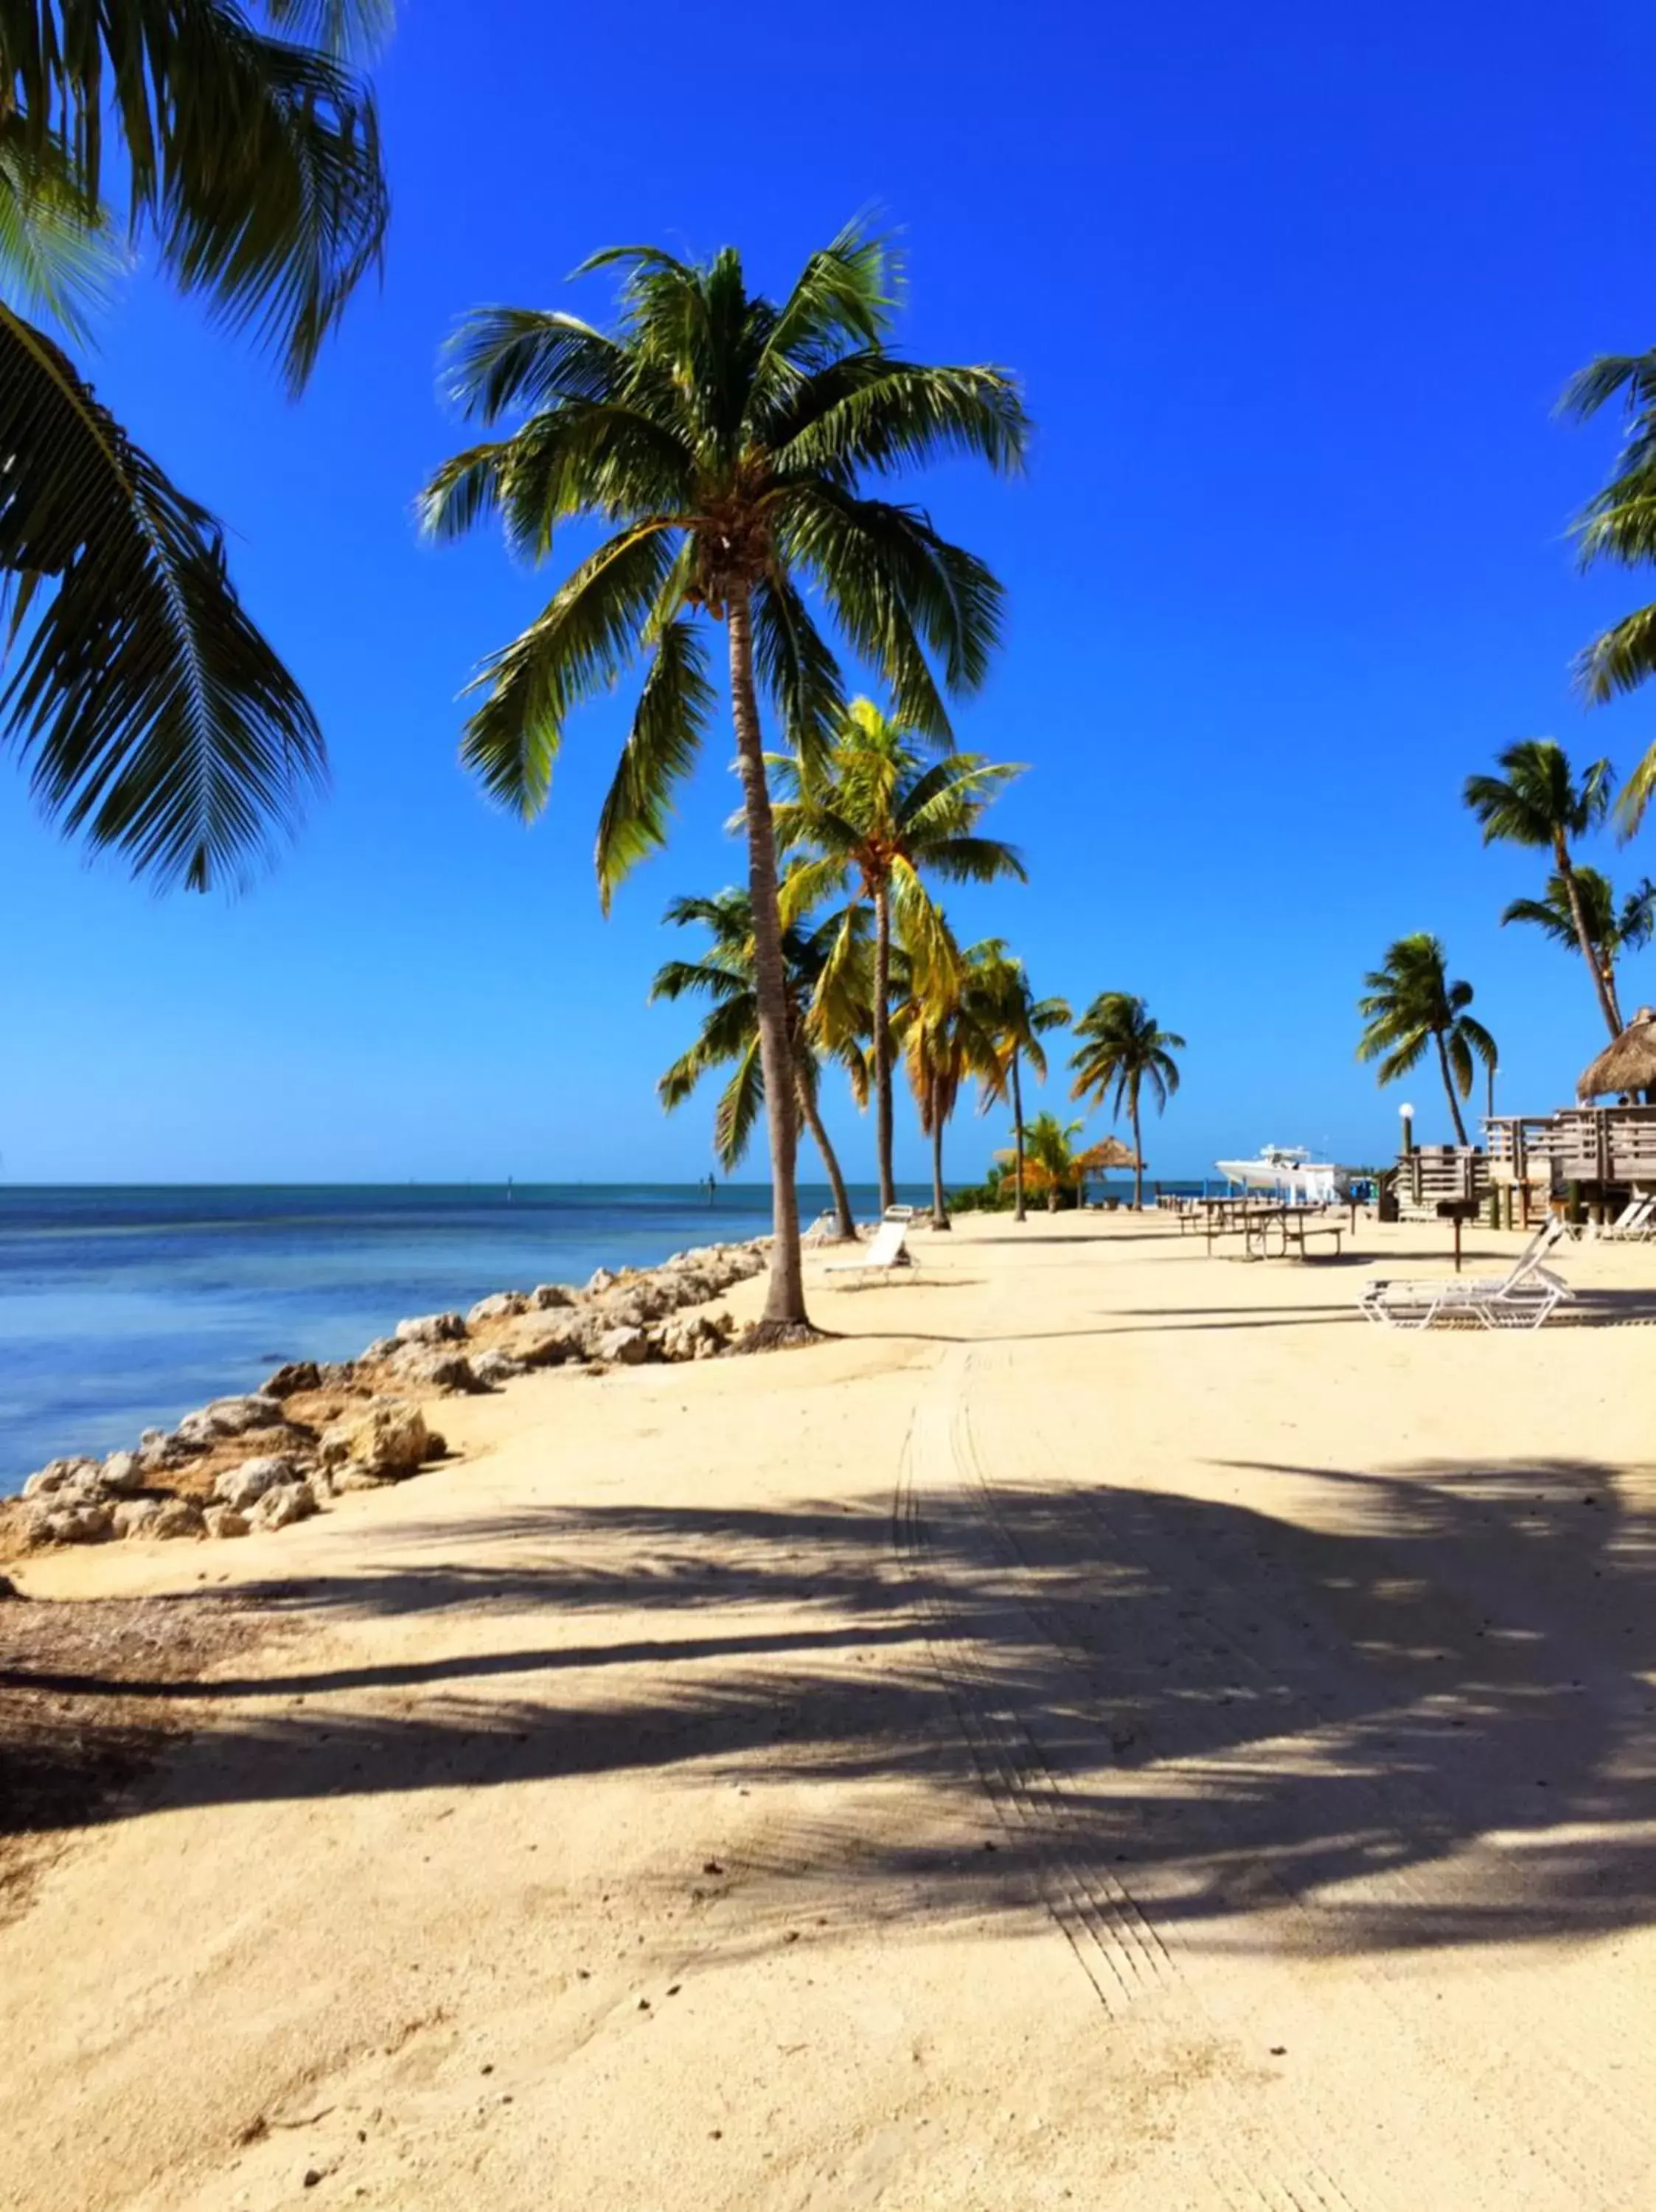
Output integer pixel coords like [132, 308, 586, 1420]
[4, 1211, 1655, 2211]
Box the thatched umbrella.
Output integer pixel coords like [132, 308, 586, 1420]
[1576, 1005, 1656, 1101]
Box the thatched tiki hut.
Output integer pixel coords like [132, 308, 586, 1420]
[1577, 1006, 1656, 1103]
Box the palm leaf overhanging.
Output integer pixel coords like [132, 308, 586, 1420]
[423, 229, 1029, 1329]
[0, 1, 392, 891]
[1559, 352, 1656, 837]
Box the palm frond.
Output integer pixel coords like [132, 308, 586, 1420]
[457, 521, 678, 820]
[594, 617, 714, 908]
[751, 569, 844, 771]
[0, 304, 325, 891]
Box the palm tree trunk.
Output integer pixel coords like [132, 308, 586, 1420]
[930, 1077, 950, 1229]
[1010, 1048, 1027, 1222]
[1559, 844, 1624, 1039]
[797, 1079, 856, 1242]
[1434, 1028, 1470, 1147]
[726, 588, 807, 1332]
[1131, 1095, 1144, 1211]
[872, 882, 896, 1214]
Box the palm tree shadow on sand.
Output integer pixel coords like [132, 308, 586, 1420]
[5, 1453, 1655, 1962]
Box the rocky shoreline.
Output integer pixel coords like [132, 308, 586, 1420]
[1, 1239, 769, 1559]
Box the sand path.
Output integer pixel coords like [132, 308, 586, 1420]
[4, 1214, 1655, 2209]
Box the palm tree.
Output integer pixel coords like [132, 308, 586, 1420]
[1069, 995, 1184, 1209]
[895, 933, 1002, 1229]
[1502, 866, 1656, 1032]
[1, 2, 390, 889]
[771, 697, 1026, 1214]
[967, 947, 1071, 1222]
[1559, 350, 1656, 836]
[421, 230, 1027, 1340]
[650, 888, 863, 1242]
[1464, 740, 1620, 1036]
[1357, 934, 1496, 1147]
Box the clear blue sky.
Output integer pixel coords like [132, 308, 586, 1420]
[6, 0, 1656, 1185]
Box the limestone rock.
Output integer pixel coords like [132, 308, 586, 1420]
[531, 1283, 575, 1310]
[28, 1500, 114, 1546]
[585, 1267, 618, 1295]
[150, 1498, 206, 1540]
[394, 1312, 467, 1347]
[316, 1361, 358, 1388]
[360, 1337, 399, 1362]
[320, 1399, 428, 1478]
[206, 1394, 285, 1434]
[596, 1324, 650, 1366]
[396, 1350, 484, 1394]
[422, 1430, 447, 1461]
[503, 1315, 583, 1369]
[212, 1455, 299, 1510]
[262, 1360, 321, 1399]
[467, 1290, 528, 1324]
[21, 1456, 100, 1501]
[113, 1498, 161, 1539]
[203, 1503, 251, 1540]
[470, 1349, 525, 1387]
[251, 1480, 319, 1531]
[99, 1450, 147, 1496]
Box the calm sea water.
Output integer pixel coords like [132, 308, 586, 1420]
[0, 1181, 930, 1494]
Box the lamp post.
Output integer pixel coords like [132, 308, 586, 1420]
[1399, 1102, 1415, 1158]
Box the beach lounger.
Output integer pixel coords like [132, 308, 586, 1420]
[801, 1210, 845, 1245]
[883, 1203, 918, 1223]
[822, 1218, 915, 1283]
[1598, 1196, 1655, 1242]
[1357, 1219, 1571, 1330]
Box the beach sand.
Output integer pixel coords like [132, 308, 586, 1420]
[4, 1212, 1655, 2210]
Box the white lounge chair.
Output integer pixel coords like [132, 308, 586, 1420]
[1358, 1218, 1573, 1331]
[883, 1203, 918, 1223]
[801, 1210, 841, 1246]
[1598, 1196, 1655, 1242]
[822, 1217, 915, 1283]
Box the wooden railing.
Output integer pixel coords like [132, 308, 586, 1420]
[1485, 1107, 1656, 1189]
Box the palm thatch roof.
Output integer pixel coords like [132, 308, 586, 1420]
[1577, 1006, 1656, 1100]
[1076, 1135, 1141, 1169]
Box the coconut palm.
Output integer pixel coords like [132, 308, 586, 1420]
[895, 932, 1003, 1230]
[966, 946, 1071, 1221]
[1502, 866, 1656, 1032]
[1069, 995, 1184, 1210]
[1464, 740, 1620, 1036]
[1, 1, 390, 890]
[771, 697, 1026, 1214]
[650, 888, 864, 1242]
[1357, 934, 1496, 1148]
[421, 231, 1026, 1338]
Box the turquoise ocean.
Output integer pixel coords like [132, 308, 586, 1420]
[0, 1182, 917, 1493]
[0, 1177, 1208, 1494]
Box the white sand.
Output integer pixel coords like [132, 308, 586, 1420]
[4, 1212, 1655, 2210]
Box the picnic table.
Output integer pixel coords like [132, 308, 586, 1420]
[1205, 1201, 1344, 1260]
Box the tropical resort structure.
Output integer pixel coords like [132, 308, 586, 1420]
[1391, 1005, 1656, 1225]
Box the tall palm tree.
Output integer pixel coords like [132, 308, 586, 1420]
[895, 932, 1002, 1230]
[967, 945, 1070, 1222]
[650, 888, 864, 1242]
[1, 1, 391, 889]
[421, 231, 1026, 1339]
[771, 697, 1026, 1215]
[1464, 740, 1620, 1037]
[1357, 934, 1496, 1148]
[1502, 866, 1656, 1032]
[1559, 350, 1656, 836]
[1069, 994, 1184, 1210]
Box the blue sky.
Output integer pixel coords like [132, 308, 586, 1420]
[6, 0, 1656, 1185]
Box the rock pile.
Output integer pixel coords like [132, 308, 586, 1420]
[5, 1239, 768, 1556]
